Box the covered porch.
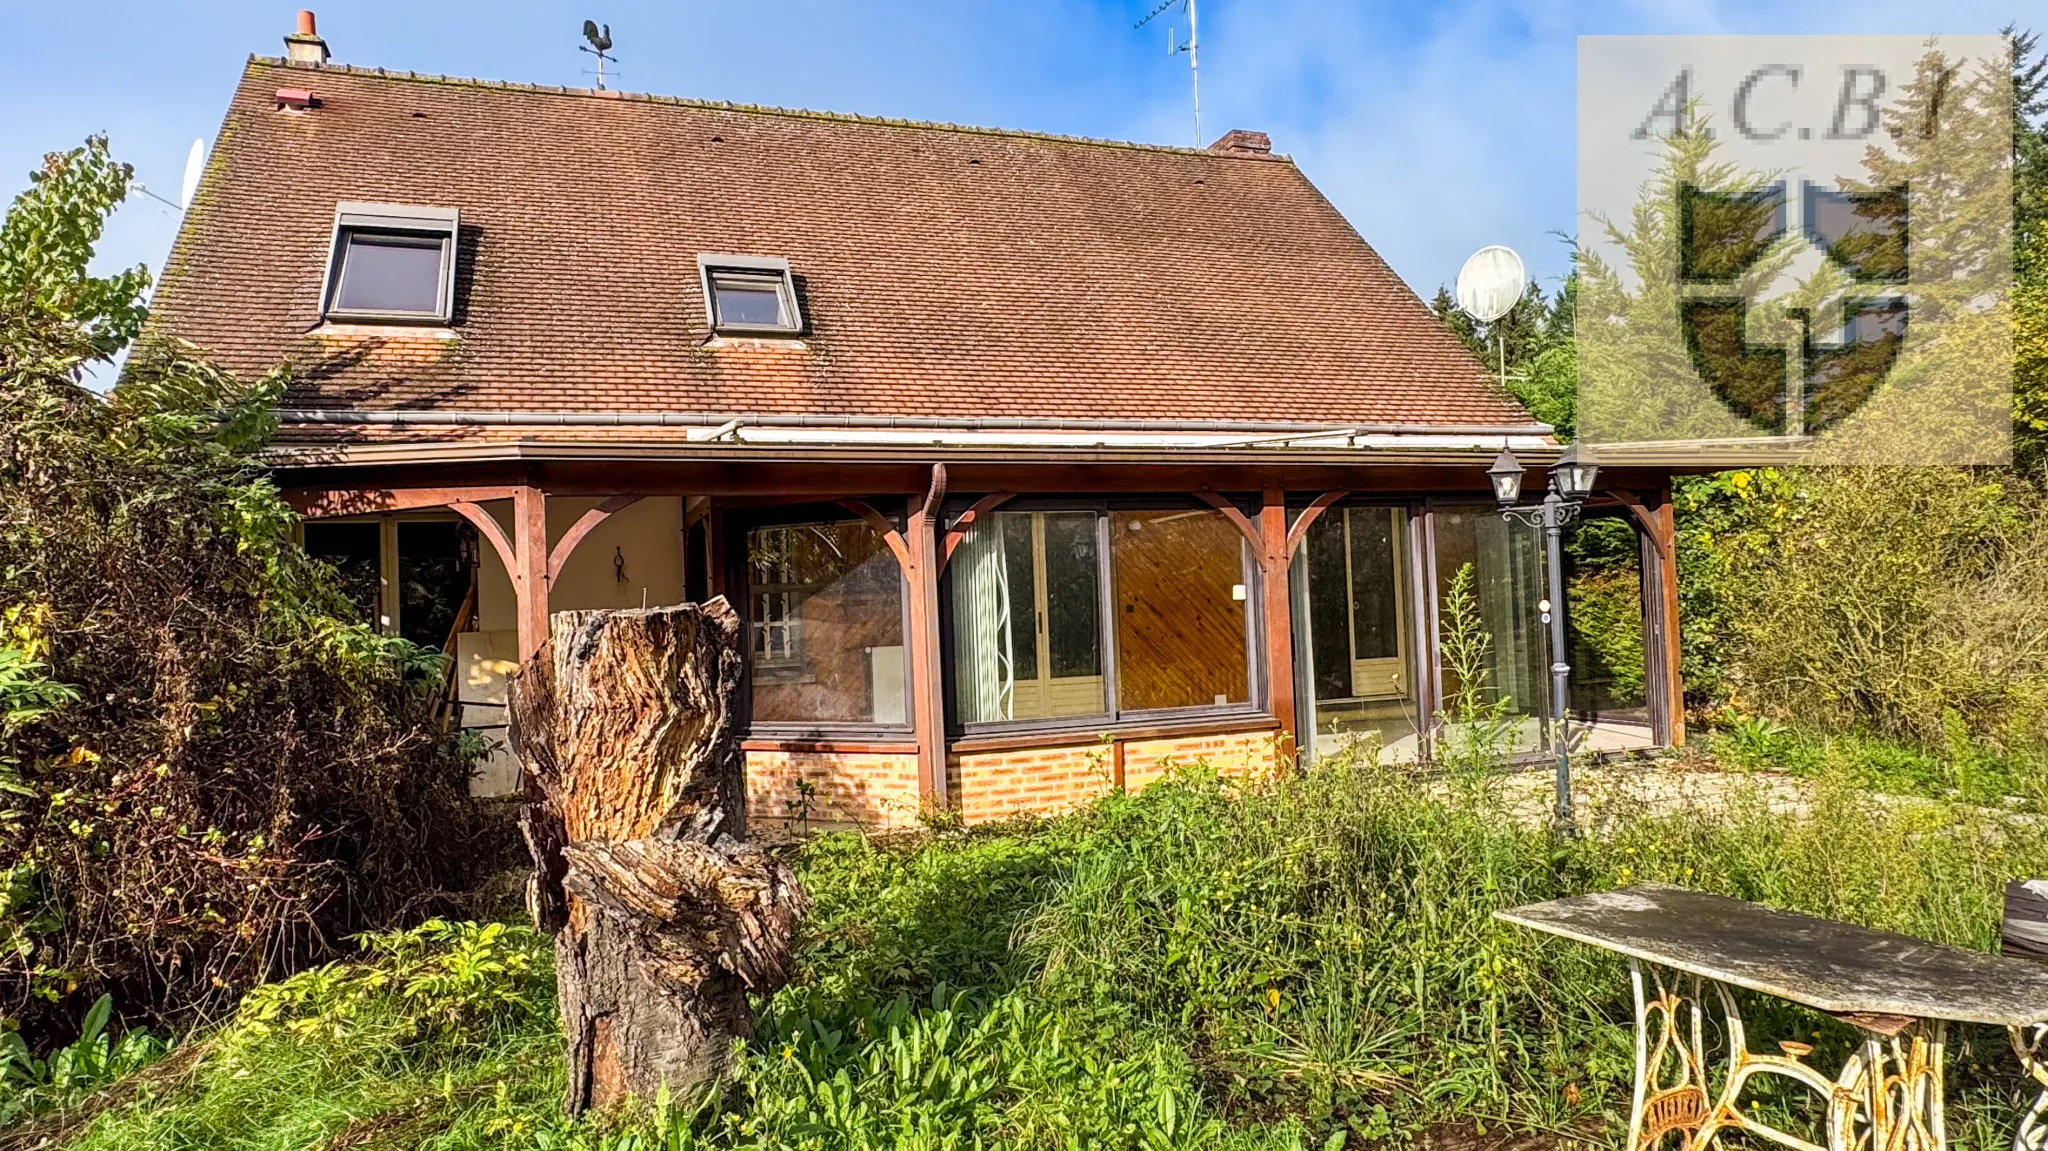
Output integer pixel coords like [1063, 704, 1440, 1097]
[284, 442, 1684, 827]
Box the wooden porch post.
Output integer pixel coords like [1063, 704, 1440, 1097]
[840, 471, 950, 810]
[1647, 484, 1685, 746]
[1258, 488, 1297, 763]
[1617, 484, 1687, 748]
[514, 484, 550, 663]
[907, 467, 950, 808]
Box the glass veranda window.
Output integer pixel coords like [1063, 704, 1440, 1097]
[747, 520, 908, 726]
[1291, 507, 1420, 762]
[951, 511, 1105, 724]
[1561, 515, 1656, 753]
[1430, 508, 1549, 754]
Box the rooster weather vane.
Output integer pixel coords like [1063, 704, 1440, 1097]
[580, 20, 616, 90]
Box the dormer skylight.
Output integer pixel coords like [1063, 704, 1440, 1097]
[321, 203, 459, 324]
[699, 254, 802, 336]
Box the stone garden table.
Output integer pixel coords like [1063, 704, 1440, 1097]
[1497, 884, 2048, 1151]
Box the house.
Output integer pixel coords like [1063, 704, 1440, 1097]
[147, 14, 1685, 828]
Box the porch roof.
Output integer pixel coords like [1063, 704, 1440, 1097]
[151, 58, 1539, 448]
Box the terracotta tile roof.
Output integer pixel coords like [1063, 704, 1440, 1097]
[150, 58, 1534, 435]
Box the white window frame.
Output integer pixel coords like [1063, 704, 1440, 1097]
[749, 525, 813, 674]
[320, 202, 460, 324]
[698, 253, 803, 335]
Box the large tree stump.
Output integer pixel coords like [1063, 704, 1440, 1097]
[509, 600, 808, 1114]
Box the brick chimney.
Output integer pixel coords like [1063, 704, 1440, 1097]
[1207, 129, 1272, 156]
[284, 10, 330, 64]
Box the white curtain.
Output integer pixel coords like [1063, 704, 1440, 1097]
[951, 519, 1015, 724]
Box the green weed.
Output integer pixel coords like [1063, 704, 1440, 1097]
[50, 761, 2048, 1151]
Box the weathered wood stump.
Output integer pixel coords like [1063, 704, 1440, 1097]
[509, 600, 808, 1114]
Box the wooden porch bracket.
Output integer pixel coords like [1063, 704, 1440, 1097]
[940, 492, 1016, 569]
[835, 471, 952, 810]
[548, 495, 644, 585]
[1284, 490, 1349, 557]
[1194, 490, 1261, 549]
[835, 499, 912, 570]
[448, 500, 520, 585]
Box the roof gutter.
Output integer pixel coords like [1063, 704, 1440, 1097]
[273, 409, 1553, 437]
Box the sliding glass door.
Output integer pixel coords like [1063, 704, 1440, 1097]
[1429, 507, 1549, 754]
[952, 511, 1106, 723]
[1291, 507, 1421, 762]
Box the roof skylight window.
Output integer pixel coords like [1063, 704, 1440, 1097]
[698, 254, 802, 336]
[321, 203, 459, 324]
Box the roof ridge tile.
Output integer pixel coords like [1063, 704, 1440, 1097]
[245, 54, 1291, 161]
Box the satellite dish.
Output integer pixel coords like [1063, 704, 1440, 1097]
[178, 139, 205, 211]
[1455, 245, 1527, 324]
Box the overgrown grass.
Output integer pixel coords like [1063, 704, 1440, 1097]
[45, 756, 2048, 1151]
[1702, 712, 2048, 812]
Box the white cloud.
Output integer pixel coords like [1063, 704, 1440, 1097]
[1115, 0, 2036, 300]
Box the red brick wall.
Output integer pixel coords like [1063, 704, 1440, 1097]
[747, 726, 1282, 831]
[951, 727, 1280, 824]
[1122, 729, 1280, 791]
[952, 743, 1116, 823]
[745, 748, 920, 831]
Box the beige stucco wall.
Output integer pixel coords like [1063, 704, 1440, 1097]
[474, 496, 687, 630]
[462, 496, 687, 796]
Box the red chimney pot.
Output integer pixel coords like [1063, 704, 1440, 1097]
[284, 10, 330, 64]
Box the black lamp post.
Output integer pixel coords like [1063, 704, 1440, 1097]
[1489, 442, 1599, 834]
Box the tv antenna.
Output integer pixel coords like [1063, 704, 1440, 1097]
[580, 20, 615, 90]
[1455, 245, 1529, 390]
[1136, 0, 1199, 146]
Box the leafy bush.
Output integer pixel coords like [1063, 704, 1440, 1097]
[1717, 465, 2048, 753]
[0, 994, 163, 1127]
[56, 921, 556, 1151]
[1021, 758, 2048, 1145]
[231, 920, 548, 1052]
[0, 137, 504, 1046]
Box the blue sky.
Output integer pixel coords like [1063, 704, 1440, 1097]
[0, 0, 2035, 315]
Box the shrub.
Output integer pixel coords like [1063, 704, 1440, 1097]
[0, 137, 504, 1046]
[1720, 465, 2048, 752]
[1020, 757, 2048, 1144]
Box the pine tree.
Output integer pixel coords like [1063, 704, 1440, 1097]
[1429, 285, 1483, 358]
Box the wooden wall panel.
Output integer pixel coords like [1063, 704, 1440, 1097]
[1111, 511, 1250, 711]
